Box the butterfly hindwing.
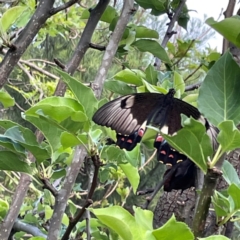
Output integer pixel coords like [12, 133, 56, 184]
[163, 159, 196, 192]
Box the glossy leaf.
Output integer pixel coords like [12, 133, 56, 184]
[173, 71, 185, 94]
[132, 39, 171, 64]
[0, 6, 28, 32]
[114, 69, 144, 86]
[135, 0, 167, 16]
[228, 184, 240, 210]
[104, 80, 135, 95]
[24, 115, 64, 154]
[145, 64, 158, 85]
[119, 163, 140, 194]
[90, 206, 134, 240]
[206, 17, 240, 48]
[0, 91, 15, 108]
[217, 121, 240, 152]
[222, 160, 240, 186]
[198, 51, 240, 126]
[212, 191, 230, 217]
[135, 26, 159, 39]
[81, 5, 117, 23]
[0, 199, 9, 220]
[26, 96, 87, 123]
[152, 215, 194, 240]
[163, 118, 213, 173]
[0, 151, 32, 173]
[3, 126, 49, 163]
[56, 69, 98, 118]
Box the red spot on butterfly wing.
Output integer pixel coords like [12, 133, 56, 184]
[156, 135, 164, 142]
[138, 128, 145, 137]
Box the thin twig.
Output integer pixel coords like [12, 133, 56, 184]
[155, 0, 187, 68]
[89, 43, 106, 51]
[50, 0, 80, 15]
[172, 39, 195, 66]
[184, 64, 202, 82]
[41, 178, 58, 197]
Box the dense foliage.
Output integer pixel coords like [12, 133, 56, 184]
[1, 0, 240, 239]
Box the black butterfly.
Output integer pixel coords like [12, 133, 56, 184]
[154, 136, 196, 191]
[93, 89, 218, 191]
[93, 89, 207, 151]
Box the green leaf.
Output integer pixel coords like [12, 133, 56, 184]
[104, 80, 135, 95]
[120, 29, 136, 51]
[145, 64, 158, 85]
[60, 132, 88, 149]
[217, 121, 240, 152]
[152, 215, 194, 240]
[0, 6, 28, 32]
[178, 10, 189, 30]
[26, 96, 87, 123]
[135, 26, 159, 39]
[141, 80, 166, 93]
[124, 144, 141, 167]
[163, 118, 213, 173]
[182, 94, 198, 108]
[133, 206, 153, 231]
[222, 160, 240, 186]
[114, 69, 144, 86]
[135, 0, 167, 16]
[228, 184, 240, 210]
[0, 151, 32, 173]
[24, 115, 64, 154]
[212, 191, 230, 217]
[101, 145, 126, 163]
[3, 126, 49, 163]
[198, 51, 240, 126]
[56, 69, 98, 118]
[0, 199, 9, 220]
[132, 39, 171, 64]
[119, 163, 140, 194]
[206, 17, 240, 48]
[173, 71, 185, 94]
[199, 236, 230, 240]
[90, 206, 134, 240]
[0, 91, 15, 108]
[81, 5, 118, 23]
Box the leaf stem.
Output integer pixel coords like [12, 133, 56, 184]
[209, 145, 222, 168]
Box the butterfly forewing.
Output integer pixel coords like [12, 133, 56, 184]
[93, 93, 165, 135]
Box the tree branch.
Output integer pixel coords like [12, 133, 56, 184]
[50, 0, 80, 15]
[222, 0, 236, 53]
[93, 0, 135, 98]
[0, 0, 55, 88]
[155, 0, 187, 68]
[47, 145, 87, 240]
[0, 174, 32, 239]
[54, 0, 111, 97]
[192, 168, 222, 237]
[12, 219, 47, 238]
[61, 154, 102, 240]
[89, 42, 106, 51]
